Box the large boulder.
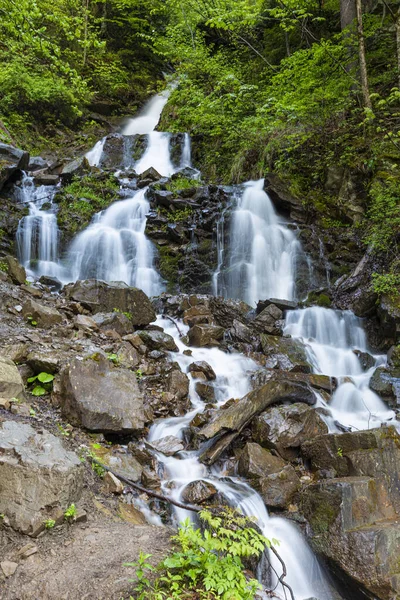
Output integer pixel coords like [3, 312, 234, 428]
[181, 480, 217, 505]
[5, 256, 26, 285]
[252, 403, 328, 460]
[187, 324, 224, 347]
[377, 294, 400, 345]
[238, 442, 286, 479]
[0, 356, 25, 400]
[0, 143, 29, 191]
[369, 366, 400, 408]
[60, 353, 145, 434]
[137, 329, 178, 352]
[260, 334, 312, 373]
[92, 312, 134, 336]
[0, 421, 83, 536]
[64, 280, 156, 325]
[22, 298, 63, 328]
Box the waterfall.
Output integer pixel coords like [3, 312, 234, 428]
[67, 189, 163, 297]
[146, 317, 334, 600]
[134, 132, 174, 177]
[221, 179, 302, 306]
[122, 92, 170, 136]
[285, 307, 396, 431]
[85, 138, 105, 167]
[15, 174, 63, 279]
[181, 133, 192, 168]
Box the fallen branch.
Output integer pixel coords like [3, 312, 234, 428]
[164, 315, 184, 337]
[269, 545, 296, 600]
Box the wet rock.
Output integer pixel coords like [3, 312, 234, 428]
[139, 167, 161, 183]
[353, 350, 375, 370]
[0, 421, 83, 536]
[256, 298, 298, 314]
[33, 173, 59, 186]
[369, 366, 400, 408]
[238, 442, 287, 479]
[167, 370, 190, 401]
[141, 468, 161, 490]
[181, 480, 217, 505]
[251, 368, 335, 394]
[38, 275, 63, 291]
[254, 304, 283, 335]
[148, 435, 184, 456]
[188, 324, 224, 347]
[28, 156, 48, 172]
[183, 305, 213, 327]
[388, 345, 400, 368]
[64, 280, 156, 326]
[260, 334, 312, 373]
[377, 294, 400, 345]
[0, 143, 29, 191]
[22, 298, 63, 328]
[188, 360, 216, 380]
[252, 403, 328, 460]
[195, 381, 215, 402]
[259, 465, 300, 509]
[229, 319, 253, 344]
[0, 356, 25, 400]
[92, 312, 133, 336]
[137, 329, 178, 352]
[209, 297, 252, 329]
[200, 379, 316, 439]
[60, 353, 145, 434]
[5, 256, 26, 285]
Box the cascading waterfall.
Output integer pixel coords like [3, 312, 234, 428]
[146, 317, 334, 600]
[85, 138, 105, 167]
[67, 189, 163, 296]
[15, 174, 63, 279]
[284, 307, 396, 431]
[219, 179, 302, 306]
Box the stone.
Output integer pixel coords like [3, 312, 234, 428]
[195, 381, 215, 402]
[167, 369, 190, 401]
[238, 442, 286, 479]
[199, 380, 316, 442]
[5, 256, 26, 285]
[0, 421, 83, 536]
[255, 304, 283, 334]
[252, 403, 328, 460]
[369, 366, 400, 407]
[188, 324, 224, 347]
[183, 305, 213, 327]
[92, 312, 133, 336]
[1, 561, 18, 578]
[38, 275, 63, 291]
[118, 502, 147, 525]
[60, 353, 145, 433]
[388, 345, 400, 368]
[141, 468, 160, 490]
[138, 166, 162, 183]
[259, 465, 300, 508]
[188, 361, 216, 380]
[22, 298, 63, 328]
[59, 156, 90, 183]
[377, 294, 400, 345]
[20, 284, 43, 298]
[26, 352, 59, 374]
[0, 142, 29, 191]
[103, 472, 124, 494]
[116, 342, 140, 368]
[0, 356, 25, 400]
[33, 173, 59, 186]
[136, 329, 178, 352]
[147, 435, 184, 456]
[353, 350, 375, 370]
[74, 314, 98, 331]
[181, 480, 218, 505]
[17, 543, 38, 559]
[65, 280, 156, 325]
[260, 334, 312, 373]
[256, 298, 298, 313]
[229, 319, 253, 343]
[28, 156, 48, 171]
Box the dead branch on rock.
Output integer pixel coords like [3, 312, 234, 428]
[89, 456, 296, 600]
[164, 315, 184, 337]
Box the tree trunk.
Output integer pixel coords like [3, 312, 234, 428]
[355, 0, 372, 108]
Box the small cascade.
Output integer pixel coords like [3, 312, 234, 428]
[147, 317, 334, 600]
[85, 138, 105, 167]
[221, 179, 302, 306]
[15, 174, 63, 279]
[122, 92, 170, 136]
[134, 131, 174, 177]
[180, 133, 192, 168]
[66, 189, 163, 296]
[285, 307, 396, 430]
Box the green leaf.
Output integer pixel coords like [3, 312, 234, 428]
[37, 372, 55, 383]
[31, 385, 47, 396]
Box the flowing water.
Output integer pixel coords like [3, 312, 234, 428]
[146, 318, 334, 600]
[15, 174, 63, 279]
[285, 307, 396, 431]
[215, 179, 302, 306]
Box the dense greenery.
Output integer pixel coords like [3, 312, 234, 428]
[125, 509, 271, 599]
[0, 0, 166, 147]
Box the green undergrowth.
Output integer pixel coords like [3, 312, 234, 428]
[56, 173, 120, 237]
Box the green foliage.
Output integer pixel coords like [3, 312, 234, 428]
[107, 352, 120, 365]
[64, 503, 77, 520]
[0, 261, 8, 273]
[135, 369, 143, 381]
[125, 509, 271, 599]
[44, 518, 56, 529]
[372, 272, 400, 297]
[57, 422, 71, 437]
[27, 371, 55, 396]
[365, 178, 400, 253]
[26, 316, 38, 327]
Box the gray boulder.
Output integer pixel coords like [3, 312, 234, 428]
[0, 356, 25, 400]
[260, 334, 312, 373]
[0, 143, 29, 191]
[92, 312, 134, 336]
[137, 329, 178, 352]
[64, 280, 156, 325]
[22, 298, 63, 328]
[60, 354, 145, 433]
[0, 421, 83, 536]
[5, 256, 26, 285]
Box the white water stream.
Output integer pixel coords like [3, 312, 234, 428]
[285, 307, 396, 431]
[15, 174, 62, 279]
[215, 180, 302, 306]
[146, 317, 334, 600]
